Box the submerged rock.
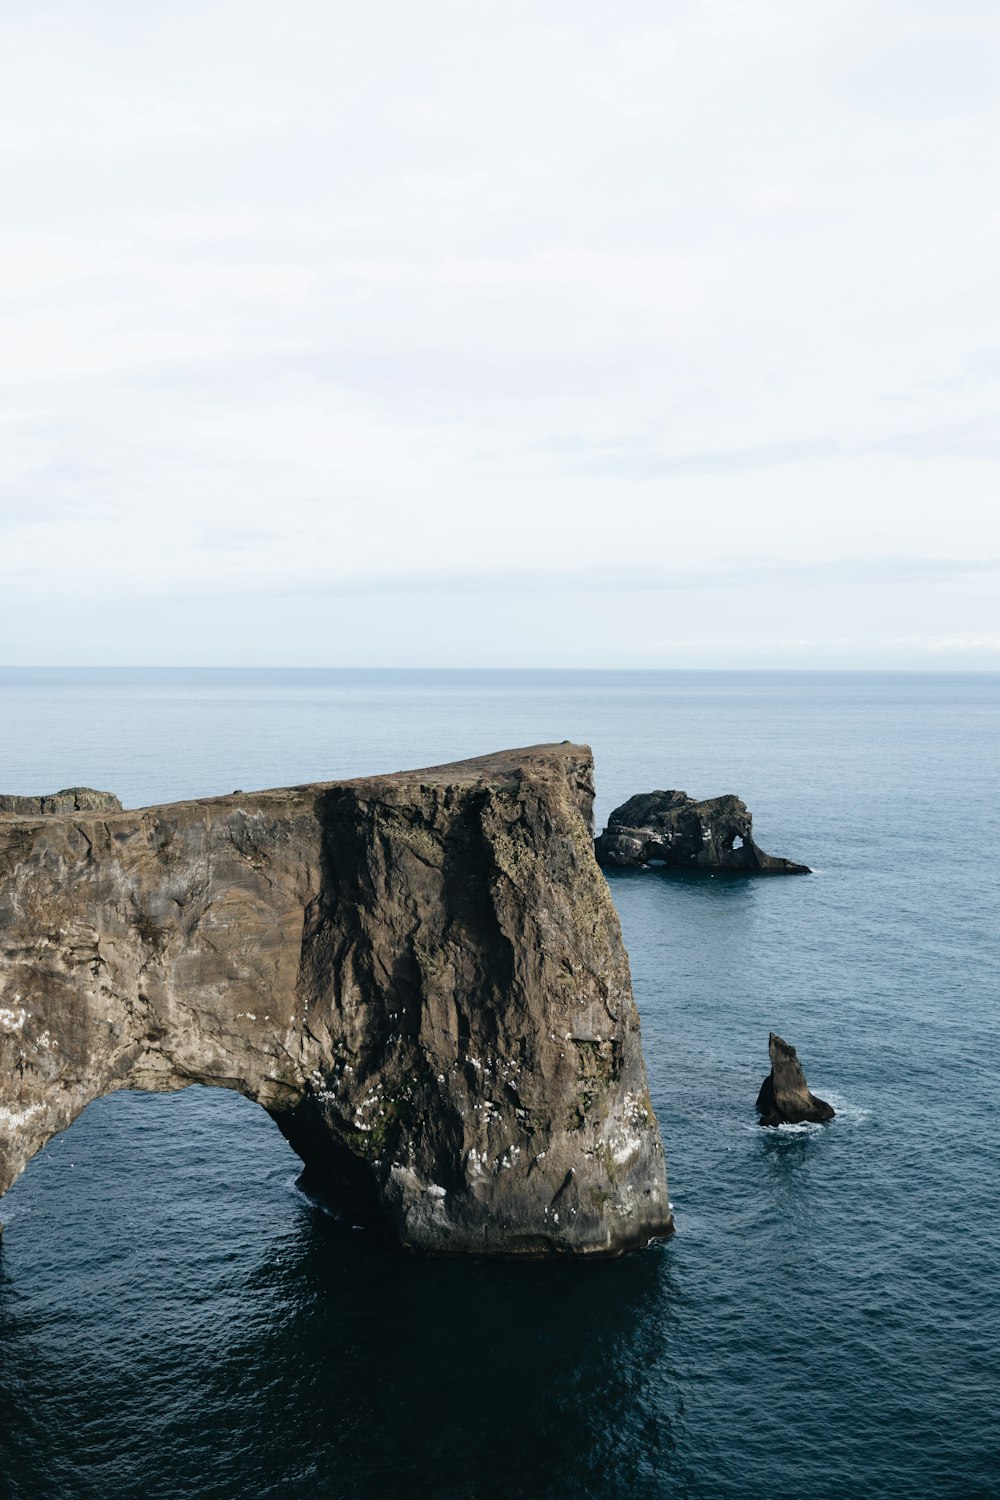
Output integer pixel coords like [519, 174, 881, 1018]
[594, 790, 809, 873]
[0, 788, 122, 815]
[756, 1033, 835, 1126]
[0, 744, 672, 1258]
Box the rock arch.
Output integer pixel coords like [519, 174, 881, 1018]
[0, 745, 671, 1257]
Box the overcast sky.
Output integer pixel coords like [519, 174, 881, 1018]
[1, 0, 997, 667]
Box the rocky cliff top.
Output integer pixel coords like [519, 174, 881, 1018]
[0, 787, 122, 816]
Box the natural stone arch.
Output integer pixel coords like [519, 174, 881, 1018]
[0, 745, 671, 1257]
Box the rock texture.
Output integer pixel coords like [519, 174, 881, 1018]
[756, 1032, 835, 1126]
[0, 744, 671, 1257]
[594, 790, 809, 873]
[0, 788, 122, 815]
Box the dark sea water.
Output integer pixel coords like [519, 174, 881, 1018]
[0, 669, 998, 1500]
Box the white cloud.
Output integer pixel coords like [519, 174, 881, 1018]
[0, 0, 998, 664]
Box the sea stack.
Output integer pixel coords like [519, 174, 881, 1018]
[594, 790, 809, 873]
[756, 1032, 835, 1126]
[0, 744, 672, 1258]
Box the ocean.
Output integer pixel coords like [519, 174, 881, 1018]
[0, 669, 997, 1499]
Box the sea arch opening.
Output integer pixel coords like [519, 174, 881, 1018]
[0, 1084, 317, 1254]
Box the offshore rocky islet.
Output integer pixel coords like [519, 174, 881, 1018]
[594, 788, 810, 874]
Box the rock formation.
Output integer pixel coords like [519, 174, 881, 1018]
[755, 1033, 835, 1126]
[0, 788, 122, 815]
[0, 744, 672, 1257]
[594, 790, 809, 873]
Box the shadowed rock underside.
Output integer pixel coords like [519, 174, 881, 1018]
[594, 790, 810, 873]
[0, 745, 671, 1257]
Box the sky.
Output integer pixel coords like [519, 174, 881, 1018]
[1, 0, 997, 668]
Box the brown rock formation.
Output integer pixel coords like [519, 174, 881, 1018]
[0, 745, 671, 1256]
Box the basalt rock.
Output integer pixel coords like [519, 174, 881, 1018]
[756, 1032, 835, 1126]
[594, 790, 809, 873]
[0, 744, 671, 1257]
[0, 788, 122, 815]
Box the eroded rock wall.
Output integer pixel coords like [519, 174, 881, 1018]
[0, 745, 671, 1256]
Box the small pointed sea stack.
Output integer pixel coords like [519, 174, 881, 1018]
[756, 1032, 835, 1127]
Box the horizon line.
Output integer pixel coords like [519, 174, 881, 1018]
[1, 664, 998, 675]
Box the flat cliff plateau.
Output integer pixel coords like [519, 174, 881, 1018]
[0, 745, 671, 1257]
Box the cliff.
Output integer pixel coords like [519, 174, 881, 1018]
[0, 744, 671, 1257]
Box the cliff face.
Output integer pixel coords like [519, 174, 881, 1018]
[0, 745, 671, 1257]
[595, 790, 810, 874]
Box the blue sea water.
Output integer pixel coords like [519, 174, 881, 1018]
[0, 668, 997, 1500]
